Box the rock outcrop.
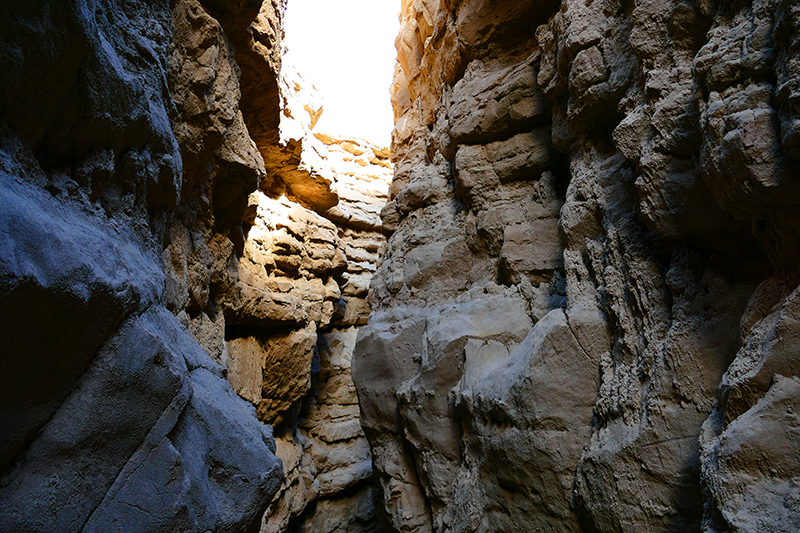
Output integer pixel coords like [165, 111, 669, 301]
[354, 0, 800, 532]
[0, 0, 284, 530]
[0, 0, 388, 531]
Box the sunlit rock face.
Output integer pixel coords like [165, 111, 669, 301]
[0, 0, 388, 531]
[224, 71, 392, 533]
[354, 0, 800, 531]
[162, 4, 393, 531]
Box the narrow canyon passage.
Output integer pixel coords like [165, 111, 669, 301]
[0, 0, 799, 533]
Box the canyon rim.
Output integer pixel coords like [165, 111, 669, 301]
[1, 0, 799, 533]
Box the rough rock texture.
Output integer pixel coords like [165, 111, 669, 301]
[239, 80, 391, 533]
[0, 0, 284, 530]
[0, 0, 388, 531]
[354, 0, 800, 532]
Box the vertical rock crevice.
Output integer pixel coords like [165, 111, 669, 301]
[2, 0, 799, 532]
[164, 2, 395, 530]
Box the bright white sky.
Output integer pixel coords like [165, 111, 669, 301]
[283, 0, 400, 147]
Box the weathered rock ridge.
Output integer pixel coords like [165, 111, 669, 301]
[353, 0, 800, 532]
[0, 0, 387, 531]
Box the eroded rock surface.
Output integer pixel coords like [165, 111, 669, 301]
[4, 0, 799, 531]
[0, 0, 284, 530]
[0, 0, 388, 531]
[231, 125, 390, 533]
[166, 4, 392, 530]
[354, 0, 800, 532]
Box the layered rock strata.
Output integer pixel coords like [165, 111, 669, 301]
[164, 11, 393, 529]
[354, 0, 800, 532]
[158, 2, 394, 529]
[222, 77, 391, 532]
[0, 0, 389, 531]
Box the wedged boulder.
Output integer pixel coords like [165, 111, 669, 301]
[227, 323, 318, 425]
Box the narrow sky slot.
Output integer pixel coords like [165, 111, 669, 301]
[283, 0, 400, 147]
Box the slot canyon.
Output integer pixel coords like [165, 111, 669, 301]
[0, 0, 798, 532]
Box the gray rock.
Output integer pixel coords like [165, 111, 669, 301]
[0, 151, 163, 470]
[0, 307, 281, 533]
[0, 0, 288, 530]
[356, 0, 800, 531]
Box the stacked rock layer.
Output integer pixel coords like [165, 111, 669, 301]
[353, 0, 800, 532]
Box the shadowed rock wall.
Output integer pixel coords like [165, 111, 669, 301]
[0, 0, 284, 530]
[353, 0, 800, 531]
[0, 0, 387, 531]
[3, 0, 798, 531]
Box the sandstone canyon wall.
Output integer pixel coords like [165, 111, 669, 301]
[353, 0, 800, 532]
[247, 72, 391, 533]
[2, 0, 800, 532]
[0, 0, 386, 531]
